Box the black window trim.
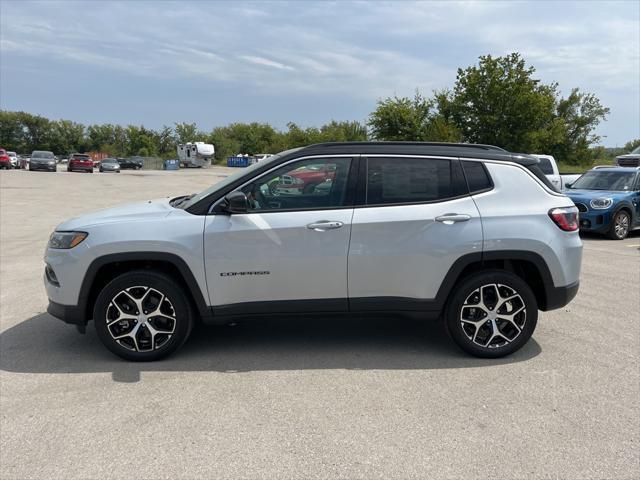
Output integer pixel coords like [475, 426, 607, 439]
[356, 154, 471, 208]
[210, 154, 360, 215]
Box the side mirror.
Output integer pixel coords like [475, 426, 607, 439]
[223, 191, 249, 214]
[565, 183, 572, 189]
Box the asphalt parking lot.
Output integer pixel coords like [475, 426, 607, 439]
[1, 168, 638, 480]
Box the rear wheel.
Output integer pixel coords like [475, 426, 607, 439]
[445, 270, 538, 358]
[94, 271, 194, 361]
[607, 210, 630, 240]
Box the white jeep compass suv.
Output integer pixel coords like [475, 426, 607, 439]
[45, 142, 582, 361]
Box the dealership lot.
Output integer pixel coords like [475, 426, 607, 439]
[0, 169, 638, 479]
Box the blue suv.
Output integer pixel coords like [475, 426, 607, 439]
[565, 166, 640, 239]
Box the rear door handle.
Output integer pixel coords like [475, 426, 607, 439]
[306, 220, 344, 231]
[435, 214, 471, 225]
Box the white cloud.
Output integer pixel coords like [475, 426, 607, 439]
[1, 0, 638, 143]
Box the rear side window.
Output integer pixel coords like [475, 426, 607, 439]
[462, 161, 493, 193]
[366, 158, 465, 205]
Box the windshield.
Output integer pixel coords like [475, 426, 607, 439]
[32, 151, 54, 159]
[102, 158, 117, 164]
[570, 171, 636, 191]
[178, 147, 303, 210]
[631, 146, 640, 155]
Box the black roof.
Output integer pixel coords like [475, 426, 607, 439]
[293, 142, 539, 166]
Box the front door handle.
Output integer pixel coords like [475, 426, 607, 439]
[435, 213, 471, 225]
[307, 220, 344, 231]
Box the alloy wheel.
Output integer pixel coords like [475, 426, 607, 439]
[614, 213, 629, 239]
[460, 283, 526, 348]
[106, 286, 177, 352]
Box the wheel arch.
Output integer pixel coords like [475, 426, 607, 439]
[80, 252, 211, 326]
[435, 251, 556, 312]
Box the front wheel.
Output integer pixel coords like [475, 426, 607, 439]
[608, 210, 630, 240]
[94, 271, 194, 361]
[445, 270, 538, 358]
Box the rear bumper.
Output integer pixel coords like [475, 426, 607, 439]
[542, 280, 580, 311]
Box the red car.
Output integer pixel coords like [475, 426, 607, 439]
[0, 149, 11, 169]
[275, 163, 336, 194]
[67, 153, 94, 173]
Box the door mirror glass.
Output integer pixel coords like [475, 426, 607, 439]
[224, 191, 249, 214]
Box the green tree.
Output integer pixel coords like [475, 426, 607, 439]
[436, 53, 559, 151]
[369, 92, 459, 142]
[552, 88, 610, 164]
[49, 120, 85, 155]
[623, 138, 640, 152]
[174, 122, 199, 144]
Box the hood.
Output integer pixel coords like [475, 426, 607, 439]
[565, 189, 631, 201]
[616, 153, 640, 159]
[56, 198, 174, 230]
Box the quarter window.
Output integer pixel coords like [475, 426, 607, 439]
[366, 158, 463, 205]
[462, 161, 492, 193]
[240, 157, 352, 211]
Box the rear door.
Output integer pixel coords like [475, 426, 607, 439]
[348, 156, 482, 310]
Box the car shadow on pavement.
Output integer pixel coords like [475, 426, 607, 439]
[0, 313, 541, 383]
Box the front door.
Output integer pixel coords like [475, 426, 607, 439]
[204, 156, 356, 313]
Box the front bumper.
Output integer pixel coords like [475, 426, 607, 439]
[30, 163, 56, 171]
[578, 209, 613, 233]
[47, 300, 86, 332]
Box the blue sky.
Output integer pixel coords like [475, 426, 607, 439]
[1, 0, 638, 146]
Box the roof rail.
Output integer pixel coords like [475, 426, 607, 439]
[304, 141, 506, 151]
[592, 165, 617, 169]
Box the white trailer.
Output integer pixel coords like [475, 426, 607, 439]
[177, 142, 215, 168]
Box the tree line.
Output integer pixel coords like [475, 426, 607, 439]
[1, 53, 637, 165]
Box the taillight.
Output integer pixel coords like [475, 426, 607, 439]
[548, 207, 579, 231]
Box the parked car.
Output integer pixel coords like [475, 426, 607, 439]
[616, 146, 640, 167]
[7, 151, 19, 168]
[45, 142, 582, 361]
[29, 150, 56, 172]
[273, 162, 336, 195]
[67, 153, 93, 173]
[565, 166, 640, 239]
[98, 158, 121, 173]
[0, 149, 11, 169]
[118, 157, 144, 170]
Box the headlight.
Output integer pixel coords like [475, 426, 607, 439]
[590, 198, 613, 209]
[48, 231, 88, 249]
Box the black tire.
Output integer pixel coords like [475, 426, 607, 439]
[94, 270, 194, 361]
[444, 270, 538, 358]
[607, 210, 630, 240]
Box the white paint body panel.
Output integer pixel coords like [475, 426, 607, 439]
[204, 209, 354, 306]
[476, 162, 582, 286]
[348, 197, 482, 300]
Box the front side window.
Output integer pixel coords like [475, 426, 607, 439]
[240, 157, 352, 212]
[366, 158, 463, 205]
